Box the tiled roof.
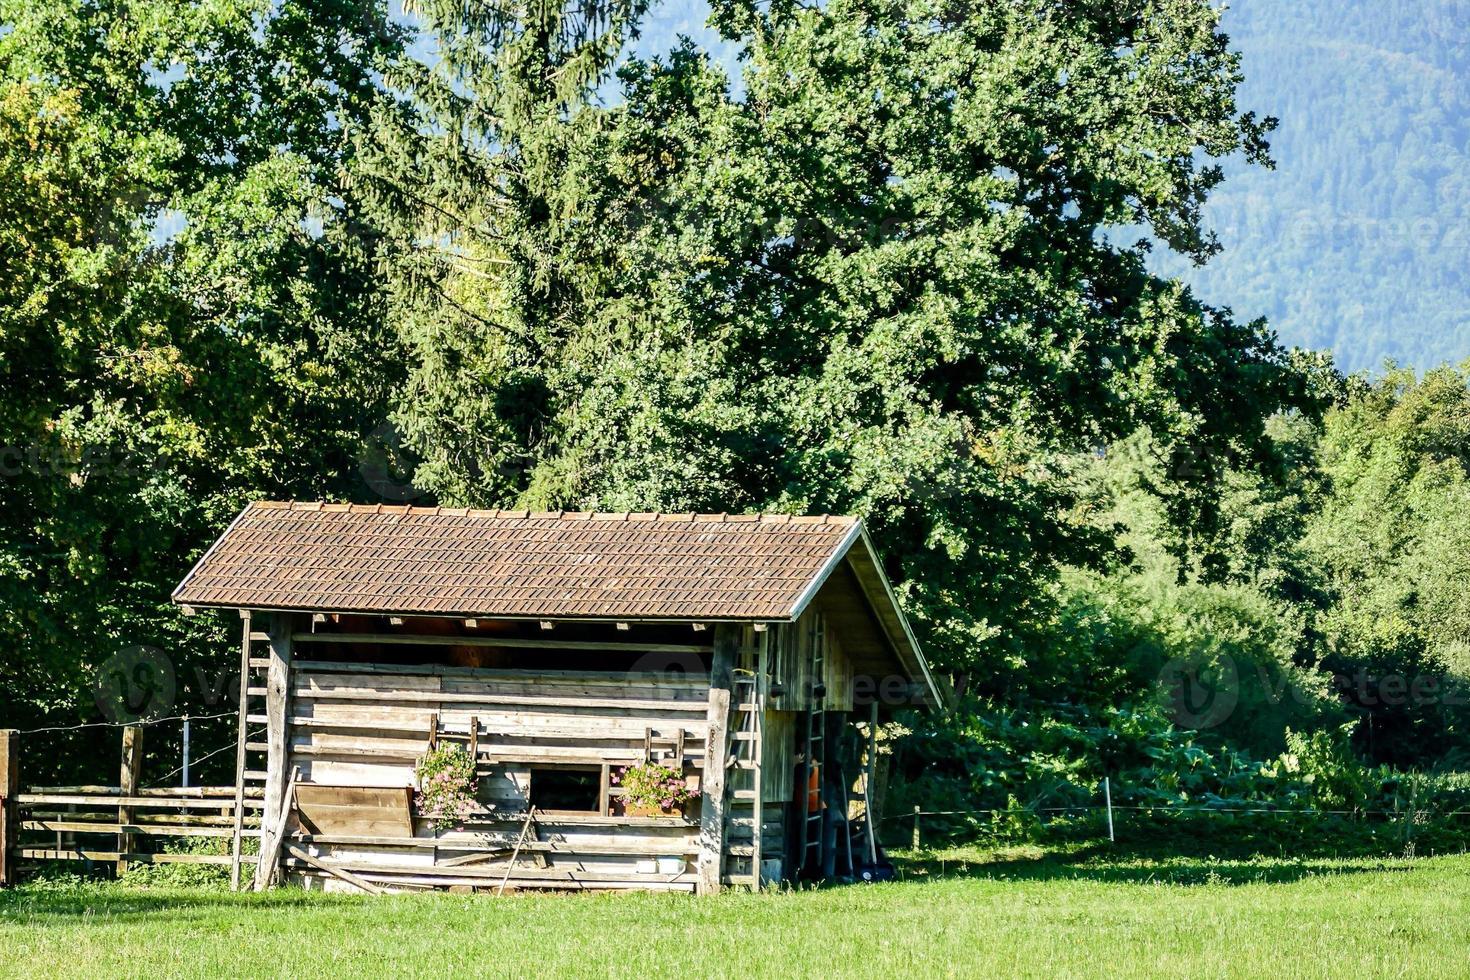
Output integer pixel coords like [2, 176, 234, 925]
[173, 502, 863, 621]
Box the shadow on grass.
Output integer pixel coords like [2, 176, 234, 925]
[890, 841, 1422, 887]
[0, 882, 358, 925]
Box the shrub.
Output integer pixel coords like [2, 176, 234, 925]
[415, 744, 478, 831]
[613, 762, 694, 813]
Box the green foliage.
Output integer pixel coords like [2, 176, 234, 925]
[2, 0, 1464, 865]
[0, 0, 408, 775]
[370, 0, 1313, 685]
[118, 835, 230, 889]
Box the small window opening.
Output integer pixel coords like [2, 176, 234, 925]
[528, 766, 602, 813]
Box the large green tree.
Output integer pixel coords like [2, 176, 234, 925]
[0, 0, 406, 763]
[370, 0, 1314, 680]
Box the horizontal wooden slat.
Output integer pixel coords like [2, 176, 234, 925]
[288, 743, 705, 767]
[294, 835, 697, 856]
[19, 794, 265, 809]
[284, 716, 706, 744]
[289, 867, 696, 893]
[18, 849, 233, 866]
[292, 635, 712, 654]
[22, 820, 260, 839]
[294, 659, 710, 689]
[21, 785, 247, 799]
[281, 856, 693, 884]
[24, 814, 258, 829]
[291, 688, 709, 712]
[455, 811, 698, 828]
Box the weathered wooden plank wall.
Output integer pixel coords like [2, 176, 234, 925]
[278, 655, 716, 893]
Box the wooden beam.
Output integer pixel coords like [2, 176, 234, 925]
[290, 689, 709, 713]
[255, 613, 297, 889]
[696, 624, 738, 896]
[291, 633, 711, 654]
[864, 699, 879, 865]
[0, 730, 18, 886]
[231, 609, 252, 890]
[284, 844, 384, 895]
[254, 765, 299, 891]
[116, 725, 143, 876]
[22, 821, 258, 839]
[19, 793, 265, 809]
[291, 659, 710, 687]
[19, 849, 233, 866]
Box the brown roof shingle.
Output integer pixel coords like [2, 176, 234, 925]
[173, 502, 862, 621]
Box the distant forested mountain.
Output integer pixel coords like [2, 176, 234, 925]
[1154, 0, 1469, 373]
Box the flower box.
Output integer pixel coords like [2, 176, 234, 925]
[624, 802, 684, 818]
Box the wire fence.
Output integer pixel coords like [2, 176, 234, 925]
[13, 711, 234, 735]
[887, 805, 1470, 819]
[882, 776, 1470, 849]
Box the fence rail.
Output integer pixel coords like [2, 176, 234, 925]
[1, 727, 264, 885]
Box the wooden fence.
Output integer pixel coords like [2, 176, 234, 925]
[0, 729, 265, 885]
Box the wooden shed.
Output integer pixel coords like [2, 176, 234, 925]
[173, 502, 941, 894]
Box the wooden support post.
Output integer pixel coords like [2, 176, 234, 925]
[864, 699, 879, 865]
[255, 766, 300, 891]
[255, 612, 297, 889]
[117, 725, 143, 876]
[696, 624, 738, 896]
[230, 609, 252, 891]
[0, 730, 18, 887]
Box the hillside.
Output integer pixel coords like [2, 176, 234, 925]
[1158, 0, 1470, 372]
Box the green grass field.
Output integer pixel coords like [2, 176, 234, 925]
[2, 847, 1467, 978]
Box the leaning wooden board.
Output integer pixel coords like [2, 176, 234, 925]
[294, 785, 414, 838]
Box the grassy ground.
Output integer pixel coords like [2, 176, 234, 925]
[2, 846, 1468, 978]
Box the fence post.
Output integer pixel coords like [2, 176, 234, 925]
[1104, 776, 1115, 843]
[0, 730, 18, 886]
[182, 716, 191, 788]
[117, 724, 144, 876]
[911, 804, 921, 850]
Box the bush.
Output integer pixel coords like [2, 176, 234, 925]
[887, 700, 1470, 855]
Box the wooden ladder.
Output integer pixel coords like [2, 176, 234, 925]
[798, 615, 827, 877]
[725, 631, 765, 888]
[230, 610, 271, 890]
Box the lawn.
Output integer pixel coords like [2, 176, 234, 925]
[1, 847, 1467, 978]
